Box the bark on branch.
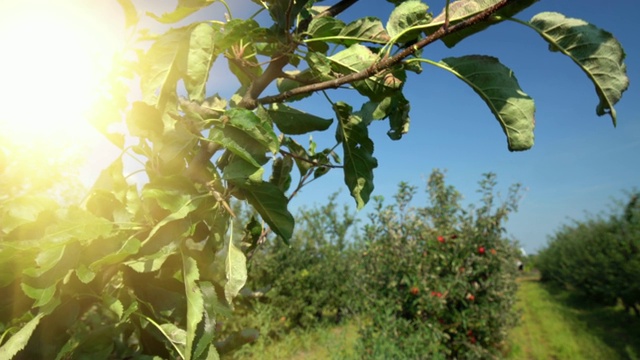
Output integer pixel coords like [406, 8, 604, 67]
[253, 0, 513, 108]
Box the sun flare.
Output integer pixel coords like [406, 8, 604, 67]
[0, 0, 124, 148]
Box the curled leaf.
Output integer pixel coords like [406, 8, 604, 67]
[528, 12, 629, 126]
[438, 55, 535, 151]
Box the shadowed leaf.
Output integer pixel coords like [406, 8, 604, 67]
[334, 102, 378, 209]
[268, 103, 333, 135]
[235, 181, 294, 241]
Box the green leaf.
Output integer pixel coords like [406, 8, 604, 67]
[222, 157, 264, 183]
[210, 128, 267, 168]
[264, 0, 312, 30]
[225, 109, 279, 154]
[116, 0, 138, 28]
[21, 283, 57, 307]
[142, 177, 197, 213]
[427, 0, 539, 47]
[386, 0, 431, 44]
[75, 264, 96, 284]
[306, 51, 333, 81]
[438, 55, 535, 151]
[159, 323, 187, 354]
[334, 102, 378, 209]
[1, 195, 57, 234]
[235, 181, 294, 241]
[387, 94, 411, 140]
[215, 19, 260, 54]
[103, 294, 124, 320]
[282, 137, 313, 177]
[337, 17, 390, 46]
[276, 72, 313, 102]
[44, 206, 114, 244]
[0, 313, 45, 359]
[182, 251, 204, 360]
[125, 240, 179, 273]
[141, 195, 201, 248]
[147, 0, 217, 24]
[90, 237, 141, 270]
[268, 103, 333, 135]
[185, 23, 218, 102]
[528, 12, 629, 126]
[329, 45, 406, 101]
[127, 102, 164, 138]
[140, 315, 185, 358]
[269, 157, 293, 193]
[140, 27, 189, 107]
[224, 234, 247, 308]
[193, 281, 223, 359]
[307, 16, 345, 38]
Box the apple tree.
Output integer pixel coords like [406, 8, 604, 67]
[0, 0, 629, 359]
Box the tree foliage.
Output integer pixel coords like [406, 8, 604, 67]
[536, 193, 640, 315]
[0, 0, 631, 359]
[355, 171, 523, 358]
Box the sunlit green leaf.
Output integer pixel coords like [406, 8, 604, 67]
[0, 313, 45, 359]
[224, 235, 247, 308]
[147, 0, 217, 24]
[21, 283, 56, 307]
[182, 251, 204, 360]
[226, 109, 279, 154]
[185, 23, 218, 102]
[426, 0, 538, 47]
[528, 12, 629, 126]
[103, 294, 124, 320]
[329, 45, 406, 101]
[438, 55, 535, 151]
[75, 264, 96, 284]
[210, 128, 268, 168]
[193, 281, 223, 359]
[306, 16, 345, 38]
[1, 195, 57, 234]
[90, 237, 141, 270]
[338, 17, 390, 46]
[116, 0, 138, 28]
[140, 27, 189, 107]
[386, 0, 431, 44]
[160, 323, 187, 350]
[127, 102, 164, 138]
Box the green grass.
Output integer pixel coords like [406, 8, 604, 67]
[506, 275, 640, 360]
[229, 321, 359, 360]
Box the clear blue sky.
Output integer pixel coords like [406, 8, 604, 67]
[124, 1, 639, 253]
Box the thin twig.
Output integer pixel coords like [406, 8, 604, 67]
[280, 149, 343, 169]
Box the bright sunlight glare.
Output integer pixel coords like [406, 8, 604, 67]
[0, 0, 124, 148]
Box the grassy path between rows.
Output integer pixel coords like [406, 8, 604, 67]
[233, 276, 639, 359]
[506, 276, 639, 360]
